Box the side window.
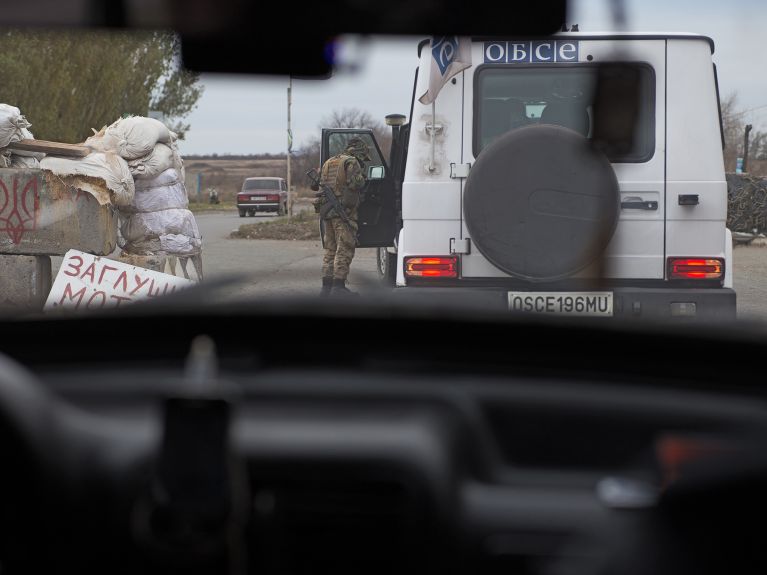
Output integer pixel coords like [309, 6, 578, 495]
[328, 132, 384, 170]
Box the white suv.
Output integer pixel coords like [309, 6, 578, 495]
[320, 33, 735, 320]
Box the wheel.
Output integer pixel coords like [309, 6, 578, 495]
[238, 209, 246, 217]
[278, 202, 286, 216]
[248, 209, 255, 217]
[464, 124, 619, 281]
[377, 247, 397, 286]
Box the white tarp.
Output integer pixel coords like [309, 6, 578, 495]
[41, 152, 135, 206]
[45, 249, 194, 311]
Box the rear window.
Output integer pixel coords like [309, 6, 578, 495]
[474, 64, 656, 163]
[243, 179, 281, 190]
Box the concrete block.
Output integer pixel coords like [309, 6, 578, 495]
[0, 254, 52, 310]
[0, 169, 118, 256]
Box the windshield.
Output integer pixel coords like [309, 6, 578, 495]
[243, 180, 281, 190]
[0, 0, 764, 328]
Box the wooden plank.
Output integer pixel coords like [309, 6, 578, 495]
[7, 139, 90, 157]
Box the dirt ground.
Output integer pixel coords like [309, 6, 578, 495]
[230, 211, 321, 241]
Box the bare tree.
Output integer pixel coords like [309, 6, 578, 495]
[291, 107, 394, 188]
[320, 108, 392, 159]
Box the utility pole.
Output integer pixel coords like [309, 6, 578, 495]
[743, 124, 753, 173]
[286, 77, 293, 219]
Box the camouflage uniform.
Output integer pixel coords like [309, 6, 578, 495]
[316, 139, 369, 290]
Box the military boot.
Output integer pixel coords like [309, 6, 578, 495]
[319, 277, 333, 297]
[331, 278, 358, 296]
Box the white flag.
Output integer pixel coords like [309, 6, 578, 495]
[418, 36, 472, 105]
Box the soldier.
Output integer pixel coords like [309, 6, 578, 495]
[313, 137, 370, 296]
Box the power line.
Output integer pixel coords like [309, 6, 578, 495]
[730, 104, 767, 118]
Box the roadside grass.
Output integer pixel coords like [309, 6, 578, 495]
[188, 201, 237, 213]
[230, 210, 321, 241]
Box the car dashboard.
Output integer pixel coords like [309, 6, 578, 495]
[0, 301, 765, 575]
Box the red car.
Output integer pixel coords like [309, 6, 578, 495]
[237, 176, 288, 217]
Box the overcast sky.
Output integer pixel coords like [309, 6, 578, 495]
[178, 0, 767, 156]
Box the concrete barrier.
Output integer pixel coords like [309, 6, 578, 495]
[0, 254, 51, 310]
[0, 169, 117, 256]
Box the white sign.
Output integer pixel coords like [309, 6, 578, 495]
[45, 249, 195, 311]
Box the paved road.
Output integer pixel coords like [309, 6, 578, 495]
[733, 244, 767, 321]
[53, 210, 767, 320]
[197, 211, 380, 301]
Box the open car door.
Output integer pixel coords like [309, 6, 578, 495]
[320, 128, 397, 248]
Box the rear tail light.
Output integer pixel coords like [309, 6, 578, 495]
[404, 256, 458, 279]
[667, 257, 723, 280]
[237, 194, 248, 202]
[267, 194, 280, 201]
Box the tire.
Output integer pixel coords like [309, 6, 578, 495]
[238, 209, 246, 217]
[278, 202, 286, 216]
[464, 124, 619, 281]
[248, 209, 255, 217]
[377, 247, 397, 286]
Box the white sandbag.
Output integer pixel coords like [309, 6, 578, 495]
[122, 234, 201, 256]
[10, 155, 40, 169]
[105, 116, 172, 160]
[134, 167, 184, 191]
[83, 126, 121, 154]
[41, 152, 135, 206]
[128, 143, 183, 180]
[0, 151, 11, 168]
[0, 104, 30, 149]
[159, 233, 202, 255]
[128, 169, 189, 213]
[120, 208, 200, 242]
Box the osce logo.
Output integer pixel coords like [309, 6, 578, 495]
[484, 40, 579, 64]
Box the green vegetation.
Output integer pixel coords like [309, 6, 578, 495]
[0, 29, 203, 141]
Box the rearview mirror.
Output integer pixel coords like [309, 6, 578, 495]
[368, 166, 385, 180]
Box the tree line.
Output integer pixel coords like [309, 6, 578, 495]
[0, 29, 203, 143]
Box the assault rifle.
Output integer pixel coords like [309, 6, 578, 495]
[306, 168, 357, 238]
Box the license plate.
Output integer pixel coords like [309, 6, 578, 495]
[251, 196, 266, 201]
[508, 291, 613, 317]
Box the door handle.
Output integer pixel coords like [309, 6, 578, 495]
[621, 200, 658, 211]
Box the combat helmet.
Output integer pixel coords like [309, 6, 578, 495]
[345, 137, 372, 162]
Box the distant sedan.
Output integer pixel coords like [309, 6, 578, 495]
[237, 176, 288, 217]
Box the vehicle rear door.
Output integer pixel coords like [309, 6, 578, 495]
[460, 38, 667, 280]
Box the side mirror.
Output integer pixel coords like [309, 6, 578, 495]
[368, 165, 385, 180]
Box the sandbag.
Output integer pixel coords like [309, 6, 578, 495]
[128, 143, 183, 180]
[105, 116, 172, 160]
[83, 126, 122, 154]
[10, 155, 40, 169]
[120, 208, 200, 242]
[123, 233, 202, 256]
[0, 103, 30, 148]
[134, 167, 184, 191]
[127, 168, 188, 213]
[41, 152, 135, 206]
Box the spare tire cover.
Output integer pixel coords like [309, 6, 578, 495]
[464, 124, 619, 281]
